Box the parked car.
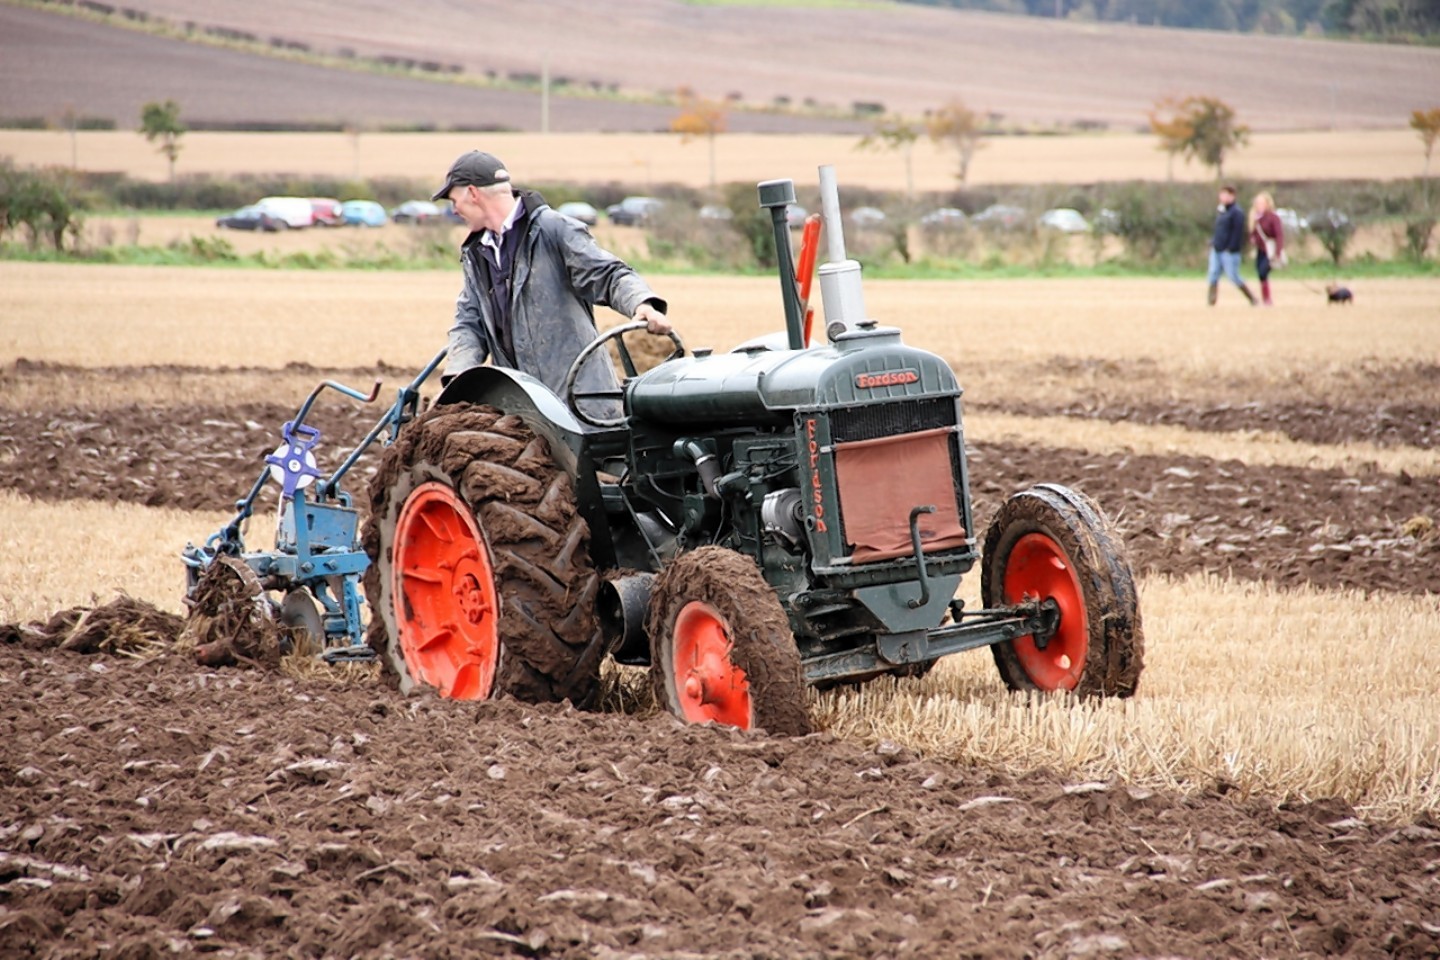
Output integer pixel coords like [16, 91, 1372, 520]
[557, 201, 599, 225]
[920, 207, 967, 228]
[340, 199, 388, 227]
[786, 204, 810, 230]
[390, 200, 444, 224]
[309, 197, 345, 227]
[216, 205, 286, 232]
[699, 204, 734, 222]
[606, 196, 664, 226]
[254, 196, 315, 229]
[972, 204, 1027, 229]
[850, 206, 887, 227]
[1038, 208, 1090, 233]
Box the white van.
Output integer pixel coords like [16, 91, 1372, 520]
[255, 196, 314, 229]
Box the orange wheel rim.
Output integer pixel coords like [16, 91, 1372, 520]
[1003, 533, 1087, 691]
[392, 482, 499, 699]
[672, 601, 752, 729]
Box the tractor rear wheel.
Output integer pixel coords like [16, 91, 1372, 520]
[647, 547, 811, 736]
[363, 403, 604, 706]
[981, 483, 1143, 698]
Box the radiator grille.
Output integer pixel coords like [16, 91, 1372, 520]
[826, 398, 968, 561]
[828, 398, 957, 444]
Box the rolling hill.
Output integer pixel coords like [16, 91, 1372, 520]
[1, 0, 1437, 133]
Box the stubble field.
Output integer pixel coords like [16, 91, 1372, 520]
[2, 263, 1438, 957]
[0, 127, 1425, 189]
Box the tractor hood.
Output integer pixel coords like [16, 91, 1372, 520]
[627, 325, 960, 425]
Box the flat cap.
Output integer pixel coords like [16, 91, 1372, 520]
[431, 150, 511, 201]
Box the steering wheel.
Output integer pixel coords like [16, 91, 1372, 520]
[563, 320, 686, 428]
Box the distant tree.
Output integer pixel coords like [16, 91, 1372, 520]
[1410, 107, 1440, 209]
[1149, 95, 1249, 181]
[1148, 97, 1194, 181]
[926, 99, 986, 184]
[857, 114, 922, 197]
[139, 99, 186, 182]
[670, 87, 728, 192]
[0, 161, 82, 251]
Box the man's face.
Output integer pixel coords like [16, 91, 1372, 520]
[1218, 189, 1234, 206]
[447, 184, 487, 231]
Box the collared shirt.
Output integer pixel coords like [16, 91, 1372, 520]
[480, 196, 525, 269]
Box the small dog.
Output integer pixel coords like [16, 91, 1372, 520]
[1326, 283, 1355, 305]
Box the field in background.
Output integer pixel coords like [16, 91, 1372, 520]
[6, 0, 1435, 131]
[3, 264, 1432, 373]
[0, 128, 1424, 190]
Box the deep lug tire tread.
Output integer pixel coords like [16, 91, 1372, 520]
[647, 546, 812, 736]
[362, 403, 604, 706]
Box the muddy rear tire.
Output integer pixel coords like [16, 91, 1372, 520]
[362, 403, 604, 706]
[647, 547, 811, 736]
[981, 483, 1143, 698]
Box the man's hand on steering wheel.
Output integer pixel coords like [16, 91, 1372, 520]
[633, 301, 671, 336]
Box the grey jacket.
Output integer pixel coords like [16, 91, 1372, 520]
[445, 191, 665, 409]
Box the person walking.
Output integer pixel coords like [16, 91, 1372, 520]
[430, 150, 671, 406]
[1249, 191, 1285, 306]
[1207, 184, 1257, 306]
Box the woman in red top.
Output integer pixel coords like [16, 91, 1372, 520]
[1250, 191, 1285, 306]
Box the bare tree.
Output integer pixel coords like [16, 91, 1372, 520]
[857, 114, 922, 197]
[1410, 107, 1440, 209]
[926, 99, 986, 184]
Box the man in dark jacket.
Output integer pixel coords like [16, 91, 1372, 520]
[431, 150, 670, 410]
[1207, 185, 1257, 306]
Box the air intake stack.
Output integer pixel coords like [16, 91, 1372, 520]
[815, 164, 869, 340]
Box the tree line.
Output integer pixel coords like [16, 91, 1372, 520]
[898, 0, 1440, 40]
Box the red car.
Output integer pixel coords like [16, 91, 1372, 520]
[309, 197, 345, 227]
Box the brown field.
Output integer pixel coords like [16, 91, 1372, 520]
[1, 127, 1425, 189]
[3, 263, 1434, 374]
[5, 0, 1438, 133]
[2, 264, 1438, 956]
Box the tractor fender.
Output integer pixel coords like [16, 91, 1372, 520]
[435, 365, 588, 475]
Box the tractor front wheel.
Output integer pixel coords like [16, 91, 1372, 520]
[981, 483, 1143, 697]
[647, 547, 811, 736]
[363, 404, 604, 706]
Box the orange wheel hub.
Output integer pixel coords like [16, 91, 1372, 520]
[672, 601, 752, 729]
[391, 482, 499, 699]
[1003, 533, 1087, 691]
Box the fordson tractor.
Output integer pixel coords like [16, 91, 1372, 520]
[359, 167, 1143, 735]
[184, 166, 1142, 736]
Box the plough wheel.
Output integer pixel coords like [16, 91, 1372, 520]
[647, 547, 811, 736]
[982, 483, 1144, 697]
[363, 404, 604, 706]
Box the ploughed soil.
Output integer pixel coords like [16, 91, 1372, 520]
[3, 362, 1439, 957]
[4, 635, 1440, 959]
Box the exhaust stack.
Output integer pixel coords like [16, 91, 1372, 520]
[816, 164, 869, 340]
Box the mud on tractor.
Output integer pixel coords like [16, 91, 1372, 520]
[185, 166, 1143, 735]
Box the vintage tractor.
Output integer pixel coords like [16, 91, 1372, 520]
[360, 166, 1143, 735]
